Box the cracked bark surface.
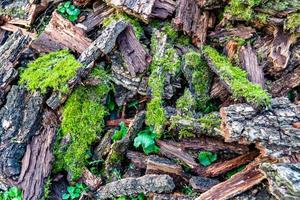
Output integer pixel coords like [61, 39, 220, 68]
[0, 86, 43, 180]
[95, 174, 175, 199]
[220, 97, 300, 161]
[0, 30, 30, 106]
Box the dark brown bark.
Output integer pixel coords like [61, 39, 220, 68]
[150, 0, 176, 20]
[239, 44, 265, 87]
[117, 25, 152, 77]
[172, 0, 211, 47]
[126, 151, 148, 169]
[81, 168, 102, 191]
[150, 193, 193, 200]
[31, 11, 92, 53]
[189, 176, 219, 192]
[195, 169, 266, 200]
[17, 110, 58, 200]
[197, 0, 226, 9]
[210, 77, 230, 102]
[94, 130, 115, 160]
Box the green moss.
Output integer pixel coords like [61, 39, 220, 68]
[198, 113, 221, 130]
[255, 13, 269, 24]
[203, 46, 271, 106]
[162, 22, 178, 42]
[176, 89, 196, 114]
[54, 68, 111, 179]
[102, 13, 143, 39]
[225, 0, 262, 21]
[184, 51, 211, 111]
[19, 49, 81, 94]
[176, 35, 192, 46]
[285, 13, 300, 31]
[40, 177, 51, 200]
[178, 129, 195, 139]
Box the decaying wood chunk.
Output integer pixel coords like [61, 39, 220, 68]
[203, 151, 259, 177]
[31, 11, 92, 53]
[195, 169, 266, 200]
[197, 0, 226, 9]
[189, 176, 219, 192]
[210, 77, 230, 102]
[150, 0, 176, 20]
[81, 168, 102, 191]
[117, 25, 151, 77]
[17, 111, 58, 200]
[126, 151, 148, 169]
[270, 66, 300, 97]
[260, 163, 300, 199]
[172, 0, 210, 47]
[146, 155, 189, 182]
[220, 97, 300, 161]
[46, 20, 128, 110]
[150, 193, 193, 200]
[0, 86, 43, 180]
[266, 27, 296, 76]
[76, 4, 115, 32]
[180, 137, 249, 154]
[95, 174, 175, 199]
[240, 44, 265, 87]
[106, 0, 156, 22]
[94, 130, 115, 160]
[0, 30, 30, 106]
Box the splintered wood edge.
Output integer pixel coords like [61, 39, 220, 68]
[195, 168, 266, 200]
[219, 107, 231, 142]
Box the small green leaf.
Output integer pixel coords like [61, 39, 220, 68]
[68, 15, 78, 22]
[134, 127, 159, 155]
[198, 151, 217, 167]
[64, 1, 71, 8]
[67, 186, 75, 194]
[112, 122, 128, 142]
[62, 193, 70, 200]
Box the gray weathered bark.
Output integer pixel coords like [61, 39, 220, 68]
[220, 97, 300, 161]
[95, 174, 175, 199]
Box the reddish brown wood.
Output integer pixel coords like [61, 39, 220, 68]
[81, 168, 102, 191]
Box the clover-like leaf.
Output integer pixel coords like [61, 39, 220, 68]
[198, 151, 217, 167]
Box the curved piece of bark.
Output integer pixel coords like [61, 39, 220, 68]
[189, 176, 219, 192]
[46, 20, 128, 110]
[270, 66, 300, 97]
[172, 0, 210, 47]
[220, 97, 300, 161]
[239, 44, 265, 87]
[117, 25, 151, 77]
[0, 86, 43, 180]
[0, 30, 30, 106]
[16, 110, 58, 200]
[260, 163, 300, 199]
[106, 0, 156, 22]
[94, 129, 114, 160]
[150, 0, 176, 20]
[210, 77, 230, 102]
[31, 11, 92, 53]
[81, 168, 102, 191]
[195, 169, 266, 200]
[95, 174, 175, 199]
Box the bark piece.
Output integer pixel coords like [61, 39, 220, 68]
[0, 86, 43, 180]
[146, 155, 189, 182]
[150, 193, 193, 200]
[220, 97, 300, 161]
[117, 25, 151, 77]
[203, 151, 259, 177]
[126, 151, 148, 169]
[180, 137, 249, 154]
[189, 176, 219, 192]
[260, 163, 300, 199]
[105, 0, 156, 22]
[195, 169, 266, 200]
[0, 30, 30, 106]
[197, 0, 226, 9]
[150, 0, 176, 20]
[46, 20, 128, 110]
[95, 174, 175, 199]
[210, 77, 230, 102]
[172, 0, 210, 47]
[76, 4, 114, 32]
[270, 66, 300, 97]
[82, 168, 102, 191]
[31, 11, 92, 53]
[94, 129, 114, 160]
[240, 44, 265, 87]
[17, 110, 58, 200]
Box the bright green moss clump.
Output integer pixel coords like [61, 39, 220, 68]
[285, 13, 300, 31]
[225, 0, 262, 21]
[203, 46, 270, 106]
[20, 49, 81, 94]
[54, 68, 111, 179]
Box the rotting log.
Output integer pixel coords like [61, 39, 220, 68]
[195, 169, 266, 200]
[189, 176, 219, 192]
[172, 0, 211, 47]
[260, 163, 300, 199]
[203, 151, 259, 177]
[31, 11, 92, 53]
[46, 20, 128, 110]
[95, 174, 175, 199]
[270, 66, 300, 97]
[220, 97, 300, 161]
[117, 25, 151, 77]
[239, 44, 265, 87]
[76, 4, 114, 32]
[0, 86, 43, 180]
[0, 30, 30, 106]
[16, 110, 58, 200]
